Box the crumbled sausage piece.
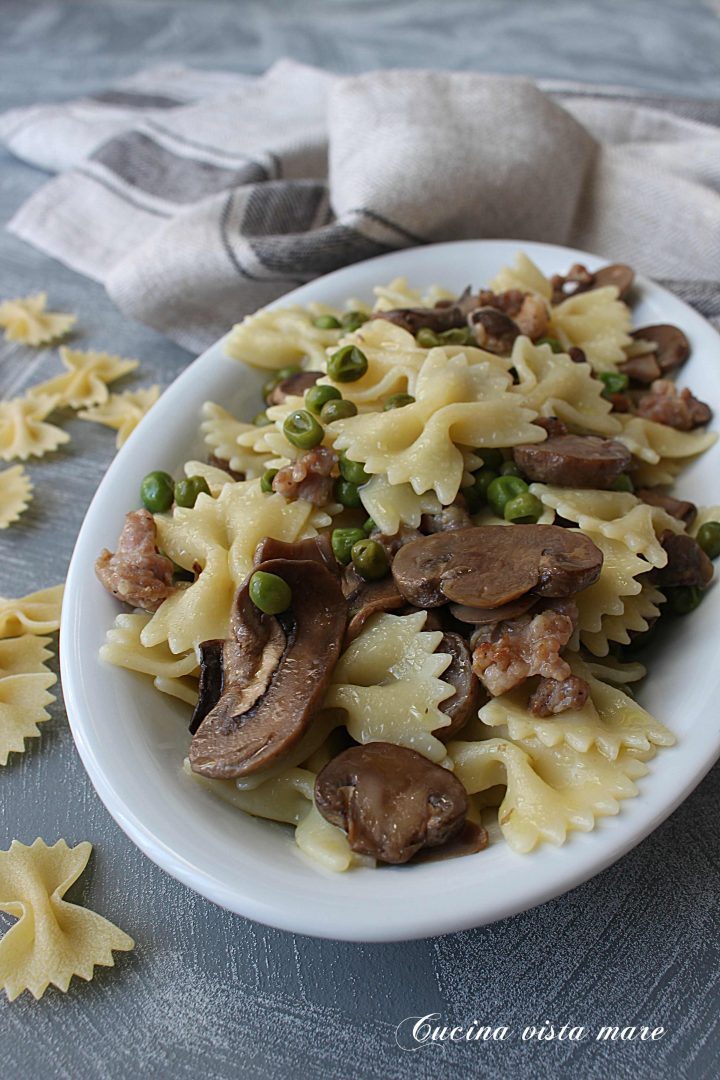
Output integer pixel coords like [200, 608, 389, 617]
[514, 293, 550, 340]
[95, 509, 176, 612]
[527, 674, 590, 716]
[272, 447, 338, 505]
[636, 380, 712, 431]
[471, 598, 578, 697]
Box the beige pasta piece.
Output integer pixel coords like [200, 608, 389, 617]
[0, 839, 134, 1000]
[0, 293, 76, 346]
[510, 336, 621, 436]
[372, 276, 455, 312]
[0, 584, 64, 639]
[0, 465, 33, 528]
[317, 319, 428, 407]
[580, 584, 665, 657]
[690, 505, 720, 537]
[479, 654, 673, 762]
[78, 385, 160, 447]
[330, 348, 540, 505]
[0, 394, 69, 462]
[0, 636, 56, 764]
[225, 305, 341, 371]
[489, 252, 553, 302]
[450, 734, 649, 853]
[29, 347, 139, 409]
[100, 612, 198, 703]
[359, 474, 442, 535]
[549, 286, 632, 372]
[201, 402, 273, 478]
[572, 533, 655, 654]
[615, 414, 717, 465]
[324, 611, 454, 763]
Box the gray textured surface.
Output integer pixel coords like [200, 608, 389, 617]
[1, 2, 720, 1078]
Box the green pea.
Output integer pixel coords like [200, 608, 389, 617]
[249, 571, 292, 615]
[327, 345, 368, 383]
[599, 371, 630, 398]
[610, 473, 634, 492]
[470, 468, 499, 505]
[283, 409, 324, 450]
[174, 475, 211, 509]
[499, 460, 523, 477]
[305, 384, 341, 415]
[477, 449, 504, 472]
[331, 527, 367, 565]
[383, 393, 415, 411]
[339, 451, 370, 485]
[260, 469, 278, 493]
[363, 517, 377, 535]
[416, 328, 441, 348]
[335, 478, 363, 508]
[254, 410, 272, 427]
[351, 538, 389, 581]
[536, 336, 564, 354]
[313, 314, 342, 330]
[321, 399, 358, 423]
[341, 310, 369, 332]
[487, 475, 528, 517]
[439, 327, 475, 346]
[504, 492, 543, 524]
[665, 585, 703, 615]
[696, 521, 720, 559]
[140, 470, 174, 513]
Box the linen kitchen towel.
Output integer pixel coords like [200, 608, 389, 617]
[1, 59, 719, 352]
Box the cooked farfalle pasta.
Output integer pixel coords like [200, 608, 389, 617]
[96, 252, 717, 871]
[0, 293, 76, 346]
[0, 636, 56, 764]
[0, 394, 69, 461]
[0, 584, 64, 639]
[30, 347, 139, 409]
[325, 611, 454, 764]
[0, 465, 33, 528]
[0, 839, 134, 1000]
[78, 385, 160, 447]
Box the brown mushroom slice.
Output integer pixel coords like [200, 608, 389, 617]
[314, 742, 468, 864]
[344, 573, 405, 644]
[435, 632, 483, 740]
[189, 557, 347, 779]
[253, 533, 338, 575]
[392, 525, 603, 610]
[592, 263, 635, 300]
[449, 596, 537, 624]
[629, 325, 690, 376]
[647, 532, 713, 589]
[370, 288, 476, 336]
[266, 370, 320, 405]
[467, 306, 520, 354]
[512, 434, 632, 490]
[619, 351, 662, 385]
[636, 489, 697, 528]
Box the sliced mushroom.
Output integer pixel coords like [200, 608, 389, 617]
[435, 632, 483, 740]
[370, 287, 476, 336]
[552, 262, 634, 303]
[449, 595, 538, 624]
[636, 489, 697, 528]
[467, 306, 519, 354]
[618, 351, 662, 385]
[189, 557, 347, 779]
[512, 433, 632, 489]
[647, 532, 713, 589]
[266, 370, 320, 405]
[344, 570, 405, 644]
[592, 263, 635, 299]
[630, 325, 690, 376]
[392, 525, 603, 609]
[314, 742, 468, 864]
[253, 533, 338, 575]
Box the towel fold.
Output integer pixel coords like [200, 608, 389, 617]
[2, 59, 719, 351]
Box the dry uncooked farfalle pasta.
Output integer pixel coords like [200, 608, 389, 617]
[0, 584, 65, 639]
[78, 385, 160, 447]
[0, 394, 69, 462]
[0, 635, 56, 764]
[0, 465, 33, 528]
[30, 347, 139, 409]
[0, 839, 134, 1000]
[0, 293, 76, 347]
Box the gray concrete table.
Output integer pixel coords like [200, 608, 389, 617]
[2, 2, 720, 1078]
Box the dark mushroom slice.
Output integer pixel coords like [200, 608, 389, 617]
[266, 370, 321, 406]
[618, 352, 662, 385]
[592, 263, 635, 300]
[189, 557, 347, 779]
[647, 531, 714, 589]
[512, 434, 632, 489]
[314, 742, 468, 864]
[636, 489, 697, 528]
[344, 570, 405, 644]
[253, 533, 338, 575]
[370, 287, 477, 336]
[449, 595, 538, 624]
[410, 819, 488, 863]
[391, 525, 603, 609]
[626, 325, 690, 379]
[467, 306, 519, 354]
[435, 632, 483, 740]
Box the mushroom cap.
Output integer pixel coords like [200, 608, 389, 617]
[189, 556, 347, 779]
[267, 370, 320, 405]
[391, 525, 603, 609]
[648, 531, 714, 589]
[512, 433, 632, 489]
[435, 632, 483, 740]
[593, 263, 635, 300]
[314, 742, 468, 864]
[630, 324, 690, 375]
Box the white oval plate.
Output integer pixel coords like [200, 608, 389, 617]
[62, 240, 720, 942]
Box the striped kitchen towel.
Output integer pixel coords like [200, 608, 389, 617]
[1, 59, 719, 352]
